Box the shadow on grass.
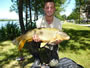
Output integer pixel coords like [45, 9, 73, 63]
[59, 28, 90, 52]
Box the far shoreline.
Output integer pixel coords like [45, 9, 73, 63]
[0, 19, 18, 21]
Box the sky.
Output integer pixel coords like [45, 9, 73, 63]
[0, 0, 75, 19]
[0, 0, 19, 19]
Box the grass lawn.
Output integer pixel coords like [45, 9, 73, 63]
[0, 23, 90, 68]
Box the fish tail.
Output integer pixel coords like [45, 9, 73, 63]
[16, 35, 23, 41]
[18, 40, 26, 51]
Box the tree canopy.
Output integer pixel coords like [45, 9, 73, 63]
[67, 0, 89, 23]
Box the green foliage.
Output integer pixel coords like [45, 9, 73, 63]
[61, 15, 67, 20]
[67, 0, 87, 22]
[0, 27, 7, 41]
[10, 0, 18, 13]
[54, 0, 66, 19]
[67, 9, 80, 20]
[0, 22, 21, 41]
[75, 0, 86, 6]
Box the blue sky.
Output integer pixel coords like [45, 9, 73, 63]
[0, 0, 11, 11]
[0, 0, 19, 19]
[0, 0, 75, 19]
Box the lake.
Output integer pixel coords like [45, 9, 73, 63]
[0, 21, 19, 28]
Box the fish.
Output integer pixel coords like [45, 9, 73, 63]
[13, 28, 70, 51]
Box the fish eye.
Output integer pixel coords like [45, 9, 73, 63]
[39, 31, 43, 35]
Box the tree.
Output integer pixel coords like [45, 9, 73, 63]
[67, 9, 79, 20]
[74, 0, 86, 23]
[66, 0, 87, 23]
[18, 0, 25, 33]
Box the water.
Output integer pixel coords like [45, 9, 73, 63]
[0, 21, 19, 28]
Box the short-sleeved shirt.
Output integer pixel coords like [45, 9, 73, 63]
[36, 16, 62, 30]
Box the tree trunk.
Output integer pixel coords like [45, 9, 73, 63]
[28, 0, 32, 28]
[18, 0, 25, 34]
[25, 0, 28, 29]
[34, 0, 38, 21]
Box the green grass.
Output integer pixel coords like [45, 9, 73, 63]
[0, 23, 90, 68]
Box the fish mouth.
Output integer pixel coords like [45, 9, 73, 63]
[65, 36, 70, 40]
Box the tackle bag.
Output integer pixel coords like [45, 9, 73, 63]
[55, 57, 84, 68]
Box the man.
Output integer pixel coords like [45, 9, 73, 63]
[31, 0, 62, 68]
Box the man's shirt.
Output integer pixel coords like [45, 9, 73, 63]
[36, 16, 62, 30]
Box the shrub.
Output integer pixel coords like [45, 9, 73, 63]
[0, 22, 21, 41]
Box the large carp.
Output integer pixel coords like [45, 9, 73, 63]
[13, 28, 70, 50]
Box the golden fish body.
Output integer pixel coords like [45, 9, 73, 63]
[13, 28, 70, 50]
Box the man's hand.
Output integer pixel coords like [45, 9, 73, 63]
[33, 35, 41, 42]
[54, 40, 62, 44]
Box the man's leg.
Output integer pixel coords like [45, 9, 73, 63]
[48, 45, 59, 67]
[25, 41, 41, 67]
[50, 45, 59, 60]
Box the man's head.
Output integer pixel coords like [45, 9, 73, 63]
[44, 0, 56, 17]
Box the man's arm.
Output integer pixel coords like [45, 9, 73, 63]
[33, 35, 41, 42]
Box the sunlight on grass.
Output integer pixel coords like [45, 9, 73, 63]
[59, 49, 90, 68]
[2, 60, 20, 68]
[0, 41, 17, 51]
[0, 41, 17, 59]
[63, 23, 90, 30]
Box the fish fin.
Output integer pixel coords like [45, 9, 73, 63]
[40, 42, 47, 48]
[27, 38, 33, 42]
[48, 42, 56, 45]
[18, 40, 26, 51]
[16, 35, 23, 41]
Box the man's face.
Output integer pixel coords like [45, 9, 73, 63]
[44, 2, 56, 17]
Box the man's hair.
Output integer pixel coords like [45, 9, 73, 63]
[44, 0, 55, 7]
[44, 0, 54, 3]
